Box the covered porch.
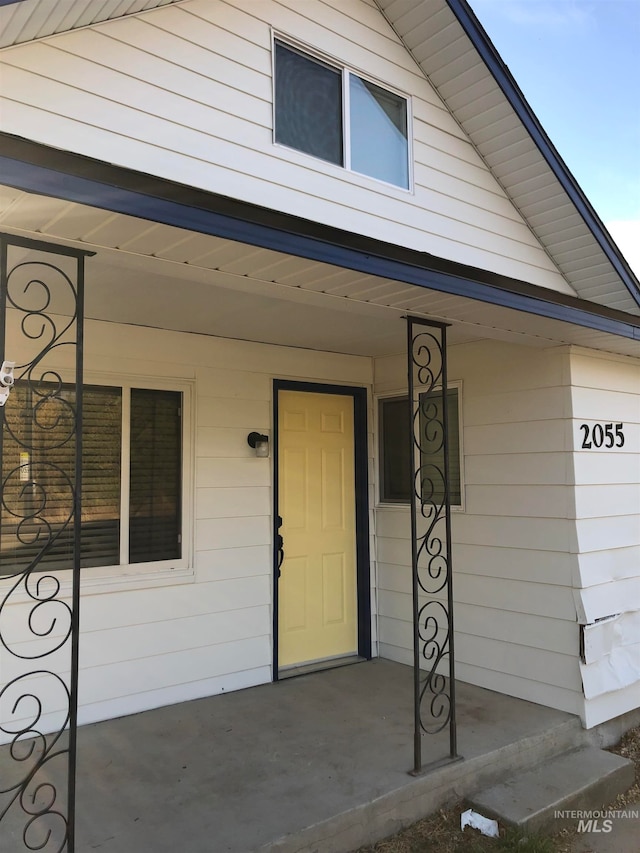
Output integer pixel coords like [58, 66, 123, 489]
[1, 659, 586, 853]
[1, 167, 639, 852]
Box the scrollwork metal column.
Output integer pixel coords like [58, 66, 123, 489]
[0, 234, 91, 852]
[407, 316, 459, 774]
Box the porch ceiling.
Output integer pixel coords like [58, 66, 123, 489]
[0, 0, 182, 47]
[1, 186, 639, 359]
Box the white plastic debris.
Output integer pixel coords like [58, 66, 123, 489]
[460, 808, 499, 838]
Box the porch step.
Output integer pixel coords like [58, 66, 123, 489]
[467, 746, 635, 836]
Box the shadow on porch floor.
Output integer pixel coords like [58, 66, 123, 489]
[66, 659, 585, 853]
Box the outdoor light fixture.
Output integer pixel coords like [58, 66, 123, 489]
[247, 431, 269, 458]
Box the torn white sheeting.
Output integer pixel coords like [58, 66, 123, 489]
[582, 612, 640, 663]
[580, 643, 640, 699]
[460, 809, 499, 837]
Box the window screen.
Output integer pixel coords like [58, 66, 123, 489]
[275, 41, 343, 165]
[379, 389, 461, 505]
[379, 397, 411, 503]
[0, 384, 121, 573]
[79, 385, 122, 567]
[129, 388, 181, 564]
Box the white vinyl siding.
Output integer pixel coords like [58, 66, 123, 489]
[569, 350, 640, 728]
[373, 342, 584, 717]
[0, 318, 374, 738]
[0, 0, 574, 293]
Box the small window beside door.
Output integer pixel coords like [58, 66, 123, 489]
[378, 387, 463, 507]
[274, 40, 410, 189]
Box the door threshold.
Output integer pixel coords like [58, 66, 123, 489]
[278, 654, 365, 680]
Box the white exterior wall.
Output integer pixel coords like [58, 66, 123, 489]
[0, 0, 573, 294]
[3, 324, 638, 736]
[0, 317, 374, 739]
[374, 341, 585, 716]
[569, 349, 640, 728]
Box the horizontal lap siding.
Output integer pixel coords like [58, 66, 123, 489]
[0, 0, 570, 292]
[570, 351, 640, 726]
[374, 342, 582, 716]
[0, 318, 374, 738]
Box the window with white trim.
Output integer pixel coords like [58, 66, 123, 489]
[274, 40, 410, 189]
[379, 387, 463, 507]
[0, 381, 185, 574]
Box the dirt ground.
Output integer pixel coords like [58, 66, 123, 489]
[354, 726, 640, 853]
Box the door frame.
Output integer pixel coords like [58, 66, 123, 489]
[272, 379, 371, 679]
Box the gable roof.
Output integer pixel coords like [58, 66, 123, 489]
[1, 0, 638, 317]
[375, 0, 640, 315]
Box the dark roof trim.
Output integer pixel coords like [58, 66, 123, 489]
[447, 0, 640, 309]
[1, 135, 639, 342]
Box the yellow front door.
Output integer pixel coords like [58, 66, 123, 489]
[278, 390, 358, 669]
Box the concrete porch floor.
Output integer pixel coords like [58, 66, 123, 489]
[67, 659, 590, 853]
[1, 659, 590, 853]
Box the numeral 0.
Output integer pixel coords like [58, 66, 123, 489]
[580, 422, 624, 449]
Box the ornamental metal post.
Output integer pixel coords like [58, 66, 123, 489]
[0, 234, 90, 852]
[407, 316, 459, 774]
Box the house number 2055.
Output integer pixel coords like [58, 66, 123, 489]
[579, 422, 625, 449]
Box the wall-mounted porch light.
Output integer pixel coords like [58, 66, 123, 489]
[247, 431, 269, 458]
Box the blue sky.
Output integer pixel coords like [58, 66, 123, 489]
[468, 0, 640, 276]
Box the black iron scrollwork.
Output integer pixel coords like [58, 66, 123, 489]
[407, 318, 457, 772]
[0, 235, 89, 852]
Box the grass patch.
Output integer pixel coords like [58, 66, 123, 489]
[458, 826, 558, 852]
[355, 803, 561, 853]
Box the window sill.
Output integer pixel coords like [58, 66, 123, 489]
[81, 565, 196, 596]
[375, 501, 464, 513]
[0, 564, 195, 603]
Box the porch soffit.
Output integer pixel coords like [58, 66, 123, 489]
[373, 0, 640, 317]
[2, 186, 639, 360]
[0, 0, 182, 46]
